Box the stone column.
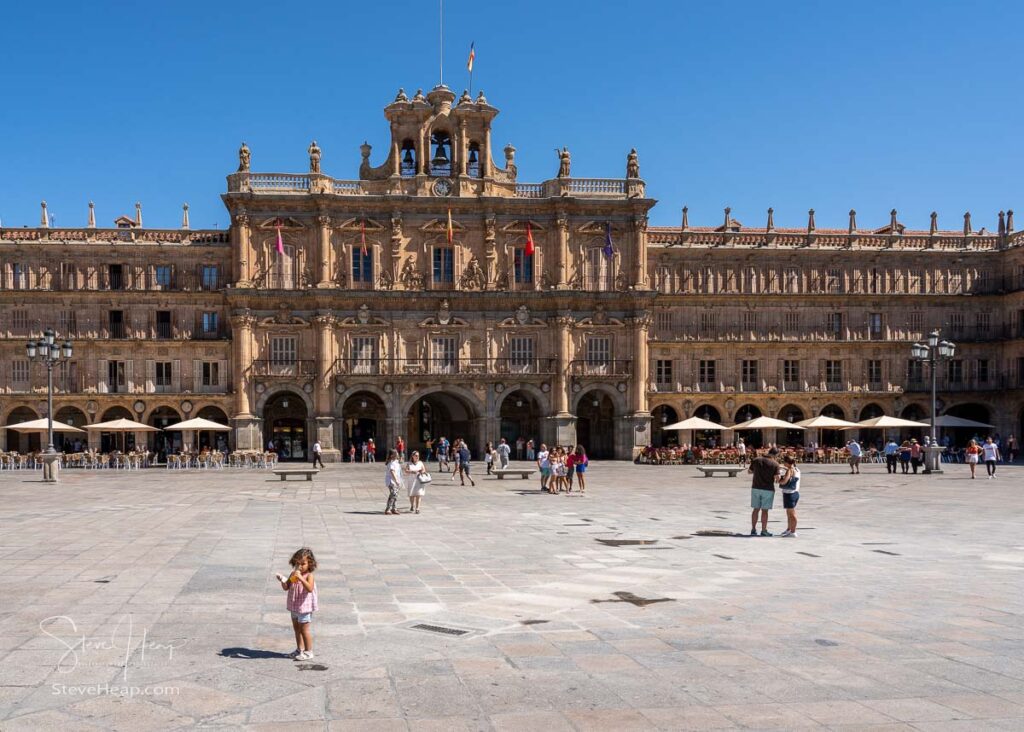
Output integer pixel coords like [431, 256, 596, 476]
[548, 312, 577, 446]
[313, 313, 340, 461]
[316, 215, 333, 288]
[633, 213, 649, 289]
[234, 213, 252, 287]
[555, 213, 569, 288]
[231, 311, 261, 450]
[623, 311, 653, 459]
[482, 127, 492, 178]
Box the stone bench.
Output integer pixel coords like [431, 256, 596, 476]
[696, 466, 743, 478]
[273, 468, 319, 482]
[493, 468, 536, 480]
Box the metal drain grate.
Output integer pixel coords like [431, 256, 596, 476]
[410, 623, 471, 637]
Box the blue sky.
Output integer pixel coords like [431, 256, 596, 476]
[1, 0, 1020, 230]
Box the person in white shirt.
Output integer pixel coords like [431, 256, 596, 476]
[982, 437, 1001, 479]
[846, 440, 862, 474]
[311, 440, 324, 469]
[404, 450, 427, 513]
[737, 438, 747, 465]
[384, 450, 403, 515]
[496, 438, 511, 468]
[536, 443, 550, 491]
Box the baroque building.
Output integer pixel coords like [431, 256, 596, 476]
[1, 84, 1022, 459]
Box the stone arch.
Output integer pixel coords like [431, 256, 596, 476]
[340, 390, 390, 462]
[54, 406, 90, 451]
[944, 402, 995, 448]
[820, 403, 846, 419]
[497, 387, 548, 454]
[494, 383, 550, 414]
[651, 403, 680, 447]
[143, 404, 182, 425]
[254, 383, 315, 416]
[403, 385, 485, 457]
[2, 405, 39, 453]
[570, 383, 627, 416]
[400, 384, 484, 420]
[335, 383, 392, 413]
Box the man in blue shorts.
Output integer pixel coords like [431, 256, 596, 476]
[747, 447, 779, 537]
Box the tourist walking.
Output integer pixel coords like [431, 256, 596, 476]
[898, 440, 912, 474]
[778, 455, 801, 538]
[384, 449, 402, 514]
[276, 547, 318, 661]
[965, 439, 981, 479]
[484, 441, 494, 474]
[516, 436, 525, 460]
[496, 438, 511, 468]
[536, 443, 550, 491]
[846, 440, 862, 474]
[1006, 434, 1017, 463]
[437, 436, 450, 472]
[748, 447, 780, 536]
[396, 436, 405, 461]
[366, 438, 376, 463]
[884, 438, 899, 474]
[909, 439, 922, 473]
[572, 445, 589, 494]
[737, 437, 747, 465]
[311, 439, 324, 469]
[457, 440, 476, 486]
[526, 439, 535, 461]
[982, 437, 1000, 478]
[451, 438, 463, 481]
[405, 450, 428, 513]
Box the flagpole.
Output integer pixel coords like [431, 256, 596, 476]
[439, 0, 444, 86]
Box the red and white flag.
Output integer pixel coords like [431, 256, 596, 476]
[275, 219, 284, 255]
[525, 221, 535, 256]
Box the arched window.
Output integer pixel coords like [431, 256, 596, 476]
[513, 247, 533, 286]
[400, 140, 417, 177]
[429, 131, 452, 177]
[586, 248, 611, 291]
[270, 244, 295, 289]
[352, 247, 373, 285]
[467, 141, 481, 177]
[433, 245, 454, 285]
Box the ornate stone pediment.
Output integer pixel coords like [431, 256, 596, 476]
[497, 304, 546, 327]
[418, 299, 469, 327]
[420, 218, 465, 235]
[576, 220, 619, 235]
[336, 217, 386, 233]
[501, 220, 546, 233]
[574, 305, 624, 327]
[258, 216, 304, 229]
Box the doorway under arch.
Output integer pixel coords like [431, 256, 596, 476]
[576, 390, 616, 459]
[195, 406, 231, 452]
[651, 404, 679, 447]
[4, 406, 39, 453]
[819, 404, 847, 446]
[899, 404, 927, 443]
[499, 390, 543, 453]
[692, 405, 723, 446]
[55, 406, 88, 452]
[148, 406, 182, 459]
[342, 391, 388, 462]
[944, 403, 993, 448]
[859, 403, 886, 450]
[407, 391, 479, 458]
[264, 391, 309, 461]
[734, 404, 763, 448]
[97, 406, 135, 453]
[777, 405, 805, 446]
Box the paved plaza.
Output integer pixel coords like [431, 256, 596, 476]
[0, 461, 1023, 731]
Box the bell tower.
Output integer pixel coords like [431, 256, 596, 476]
[359, 85, 517, 197]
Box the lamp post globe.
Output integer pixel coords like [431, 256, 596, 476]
[26, 328, 74, 483]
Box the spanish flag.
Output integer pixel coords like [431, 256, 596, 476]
[275, 218, 284, 256]
[467, 42, 475, 72]
[447, 208, 453, 243]
[525, 221, 535, 256]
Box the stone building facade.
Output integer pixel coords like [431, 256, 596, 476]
[1, 84, 1022, 459]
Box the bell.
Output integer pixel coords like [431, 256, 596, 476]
[431, 144, 449, 168]
[402, 148, 414, 166]
[468, 148, 478, 164]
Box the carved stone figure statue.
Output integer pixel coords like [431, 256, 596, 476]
[556, 147, 571, 178]
[626, 148, 640, 179]
[395, 88, 408, 102]
[399, 258, 424, 290]
[238, 142, 251, 172]
[459, 256, 486, 291]
[308, 140, 322, 174]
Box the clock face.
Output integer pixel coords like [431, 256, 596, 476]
[432, 178, 453, 197]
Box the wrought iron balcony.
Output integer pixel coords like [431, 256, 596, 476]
[252, 360, 317, 378]
[569, 359, 632, 378]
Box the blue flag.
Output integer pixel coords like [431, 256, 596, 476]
[603, 222, 615, 259]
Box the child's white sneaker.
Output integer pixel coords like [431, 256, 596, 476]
[288, 649, 302, 659]
[297, 651, 314, 661]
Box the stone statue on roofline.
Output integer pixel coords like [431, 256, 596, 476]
[238, 142, 251, 172]
[626, 148, 640, 179]
[556, 147, 571, 178]
[308, 140, 322, 174]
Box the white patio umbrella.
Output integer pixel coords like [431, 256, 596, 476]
[843, 416, 929, 430]
[86, 418, 161, 452]
[4, 418, 85, 433]
[164, 417, 231, 452]
[794, 414, 859, 450]
[930, 415, 995, 429]
[732, 416, 806, 431]
[664, 416, 728, 450]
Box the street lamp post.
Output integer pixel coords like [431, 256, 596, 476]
[26, 329, 74, 483]
[910, 329, 955, 474]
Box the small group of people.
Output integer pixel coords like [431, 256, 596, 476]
[536, 444, 589, 494]
[383, 448, 430, 514]
[748, 447, 801, 538]
[965, 437, 1002, 479]
[882, 438, 925, 474]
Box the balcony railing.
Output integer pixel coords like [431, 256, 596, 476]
[108, 323, 127, 339]
[490, 357, 557, 375]
[333, 357, 556, 378]
[252, 360, 317, 378]
[905, 375, 1012, 392]
[569, 360, 632, 377]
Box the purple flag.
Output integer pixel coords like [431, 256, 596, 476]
[603, 222, 615, 259]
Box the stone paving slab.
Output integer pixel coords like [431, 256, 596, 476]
[0, 461, 1023, 730]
